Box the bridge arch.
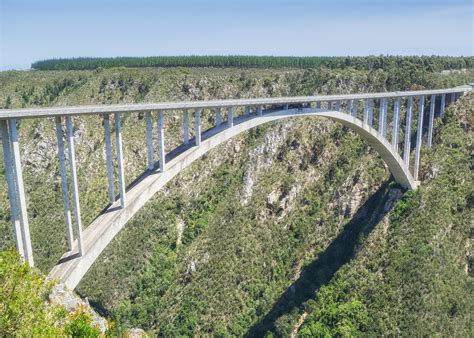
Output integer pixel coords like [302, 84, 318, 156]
[48, 107, 415, 289]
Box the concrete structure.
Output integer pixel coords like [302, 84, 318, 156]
[0, 85, 470, 288]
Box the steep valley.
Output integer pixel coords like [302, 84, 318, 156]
[0, 64, 472, 336]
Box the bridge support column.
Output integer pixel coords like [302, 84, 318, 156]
[145, 112, 154, 169]
[8, 119, 34, 265]
[158, 111, 166, 172]
[245, 106, 252, 114]
[440, 94, 446, 118]
[351, 100, 357, 117]
[363, 99, 369, 124]
[327, 100, 332, 110]
[427, 94, 436, 148]
[316, 101, 321, 109]
[195, 110, 201, 146]
[228, 106, 234, 128]
[414, 96, 425, 181]
[65, 116, 84, 256]
[367, 99, 374, 126]
[0, 120, 25, 261]
[114, 113, 126, 210]
[403, 97, 414, 166]
[55, 117, 74, 250]
[450, 92, 455, 105]
[347, 100, 353, 115]
[215, 108, 222, 127]
[378, 98, 387, 137]
[284, 104, 289, 110]
[392, 97, 401, 151]
[335, 100, 340, 111]
[183, 110, 189, 145]
[257, 106, 263, 116]
[103, 114, 115, 203]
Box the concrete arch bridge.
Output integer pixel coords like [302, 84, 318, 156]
[0, 85, 471, 289]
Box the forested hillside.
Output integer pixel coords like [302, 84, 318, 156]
[0, 59, 472, 336]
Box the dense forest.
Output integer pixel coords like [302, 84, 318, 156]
[0, 57, 473, 336]
[31, 55, 474, 71]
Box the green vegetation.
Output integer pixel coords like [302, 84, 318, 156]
[0, 251, 101, 336]
[32, 55, 473, 71]
[0, 58, 473, 336]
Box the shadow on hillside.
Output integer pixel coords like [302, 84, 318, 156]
[246, 180, 398, 337]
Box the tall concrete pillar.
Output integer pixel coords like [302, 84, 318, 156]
[427, 94, 436, 148]
[414, 95, 425, 180]
[183, 110, 189, 145]
[392, 97, 401, 151]
[195, 110, 202, 146]
[367, 99, 374, 126]
[363, 99, 369, 124]
[440, 94, 446, 118]
[284, 104, 289, 110]
[55, 117, 74, 250]
[257, 106, 263, 116]
[145, 112, 154, 169]
[215, 108, 222, 127]
[316, 101, 321, 109]
[158, 111, 165, 172]
[8, 119, 34, 265]
[335, 100, 341, 111]
[450, 92, 455, 105]
[228, 106, 234, 128]
[0, 120, 24, 259]
[347, 100, 353, 115]
[351, 100, 357, 117]
[103, 114, 115, 203]
[114, 113, 126, 210]
[403, 96, 414, 166]
[327, 100, 332, 110]
[65, 116, 84, 256]
[378, 98, 386, 135]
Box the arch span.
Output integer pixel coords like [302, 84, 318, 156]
[49, 107, 415, 289]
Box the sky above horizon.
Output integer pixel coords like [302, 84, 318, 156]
[1, 0, 473, 70]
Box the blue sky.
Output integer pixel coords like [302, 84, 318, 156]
[1, 0, 473, 70]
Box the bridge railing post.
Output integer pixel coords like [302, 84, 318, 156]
[195, 110, 202, 146]
[403, 96, 414, 166]
[55, 117, 74, 250]
[114, 113, 126, 210]
[158, 111, 166, 172]
[414, 95, 425, 181]
[228, 106, 234, 128]
[145, 112, 154, 169]
[0, 119, 25, 260]
[103, 114, 115, 203]
[65, 116, 84, 256]
[392, 97, 401, 151]
[427, 94, 436, 148]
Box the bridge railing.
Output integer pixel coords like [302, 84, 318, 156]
[0, 85, 471, 266]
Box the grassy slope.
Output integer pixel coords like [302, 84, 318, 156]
[0, 66, 472, 336]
